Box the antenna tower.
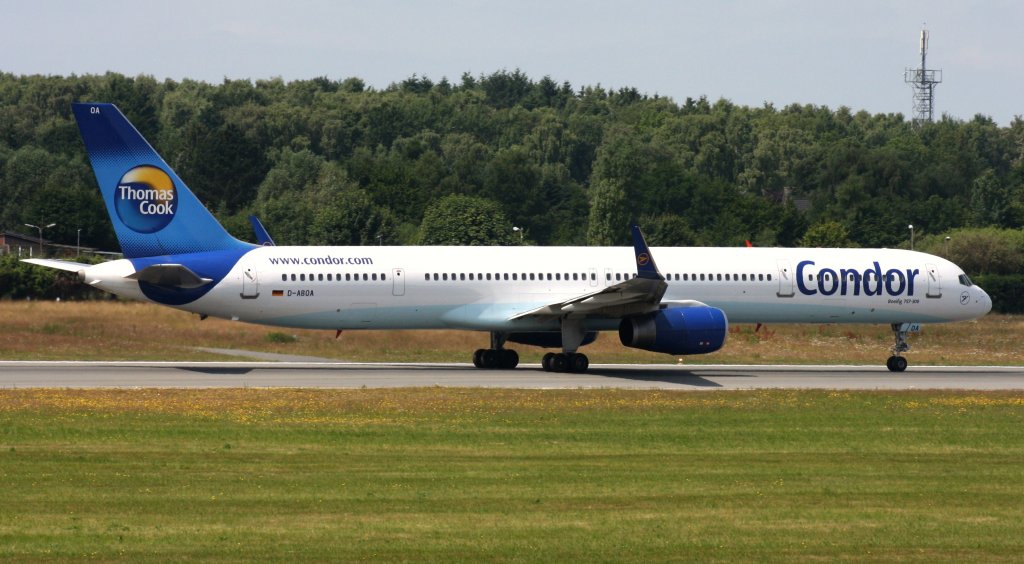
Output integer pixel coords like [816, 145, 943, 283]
[904, 28, 942, 123]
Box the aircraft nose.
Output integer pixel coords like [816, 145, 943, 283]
[977, 286, 993, 315]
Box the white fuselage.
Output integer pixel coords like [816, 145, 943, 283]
[92, 245, 992, 332]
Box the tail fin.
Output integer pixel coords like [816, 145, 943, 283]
[72, 103, 250, 258]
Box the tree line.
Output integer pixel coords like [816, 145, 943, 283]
[1, 71, 1022, 309]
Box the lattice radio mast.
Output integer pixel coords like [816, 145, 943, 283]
[904, 28, 943, 123]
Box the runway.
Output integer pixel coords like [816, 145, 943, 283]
[1, 361, 1022, 390]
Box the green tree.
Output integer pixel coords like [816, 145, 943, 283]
[587, 178, 628, 245]
[642, 214, 697, 246]
[917, 228, 1024, 275]
[968, 169, 1009, 227]
[800, 220, 853, 248]
[419, 195, 515, 245]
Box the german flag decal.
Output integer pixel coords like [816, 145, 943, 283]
[272, 290, 284, 297]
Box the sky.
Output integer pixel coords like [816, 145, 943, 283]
[2, 0, 1021, 125]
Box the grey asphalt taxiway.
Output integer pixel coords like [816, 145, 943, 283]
[1, 361, 1022, 390]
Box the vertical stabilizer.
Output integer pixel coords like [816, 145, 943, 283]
[72, 103, 251, 258]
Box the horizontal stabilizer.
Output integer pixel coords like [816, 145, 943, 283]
[21, 258, 91, 273]
[126, 264, 213, 289]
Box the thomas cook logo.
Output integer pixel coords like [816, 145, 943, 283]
[114, 166, 177, 233]
[637, 253, 650, 266]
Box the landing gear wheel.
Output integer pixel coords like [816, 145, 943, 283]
[474, 347, 519, 369]
[570, 353, 589, 373]
[887, 355, 908, 372]
[541, 352, 590, 373]
[481, 349, 498, 368]
[542, 352, 555, 372]
[500, 349, 519, 369]
[550, 353, 568, 373]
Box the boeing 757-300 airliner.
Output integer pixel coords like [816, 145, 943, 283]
[25, 103, 992, 372]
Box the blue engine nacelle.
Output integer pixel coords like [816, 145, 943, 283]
[618, 306, 728, 355]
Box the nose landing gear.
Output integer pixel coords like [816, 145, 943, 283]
[886, 323, 912, 372]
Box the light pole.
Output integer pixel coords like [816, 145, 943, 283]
[908, 224, 914, 251]
[25, 222, 56, 256]
[77, 228, 82, 257]
[944, 236, 951, 256]
[512, 226, 524, 243]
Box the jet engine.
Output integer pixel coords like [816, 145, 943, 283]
[618, 306, 728, 355]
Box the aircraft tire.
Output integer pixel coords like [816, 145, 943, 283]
[551, 353, 569, 373]
[542, 352, 555, 372]
[500, 349, 519, 369]
[473, 349, 485, 368]
[481, 349, 499, 368]
[886, 355, 908, 372]
[570, 353, 589, 373]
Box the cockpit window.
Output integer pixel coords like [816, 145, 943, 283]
[958, 274, 974, 287]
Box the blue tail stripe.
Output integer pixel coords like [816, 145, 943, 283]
[72, 103, 252, 258]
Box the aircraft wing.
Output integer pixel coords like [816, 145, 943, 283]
[510, 225, 668, 320]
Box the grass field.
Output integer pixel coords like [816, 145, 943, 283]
[1, 301, 1023, 365]
[1, 388, 1022, 561]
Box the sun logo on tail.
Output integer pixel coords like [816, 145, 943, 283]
[114, 166, 177, 233]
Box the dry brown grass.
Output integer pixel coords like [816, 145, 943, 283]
[0, 300, 1021, 365]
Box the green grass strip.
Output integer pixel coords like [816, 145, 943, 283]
[1, 389, 1022, 561]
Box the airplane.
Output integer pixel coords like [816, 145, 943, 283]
[24, 103, 992, 373]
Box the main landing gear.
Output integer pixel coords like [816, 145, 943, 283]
[886, 322, 910, 372]
[540, 318, 590, 373]
[472, 332, 519, 369]
[472, 321, 593, 373]
[541, 352, 589, 373]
